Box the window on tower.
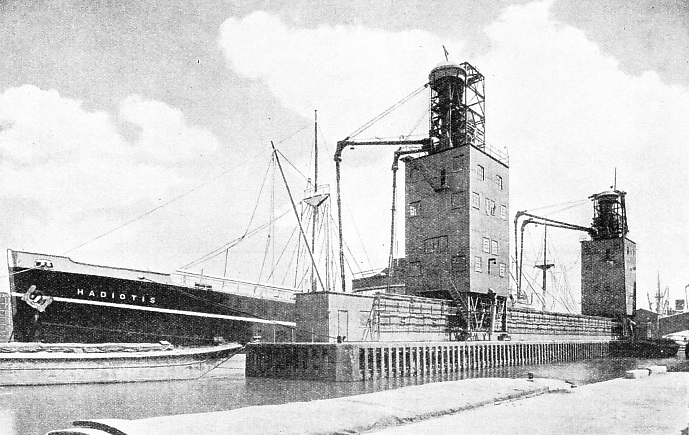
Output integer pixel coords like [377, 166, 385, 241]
[424, 236, 448, 253]
[482, 237, 490, 253]
[451, 191, 466, 209]
[474, 256, 482, 272]
[491, 240, 498, 255]
[499, 262, 506, 277]
[485, 198, 496, 215]
[451, 255, 467, 277]
[409, 201, 421, 217]
[408, 262, 421, 277]
[453, 154, 466, 171]
[476, 164, 485, 180]
[495, 175, 503, 190]
[500, 205, 507, 220]
[409, 168, 418, 182]
[472, 192, 480, 209]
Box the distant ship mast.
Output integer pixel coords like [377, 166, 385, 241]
[302, 110, 330, 292]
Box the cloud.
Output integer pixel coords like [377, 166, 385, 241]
[120, 95, 219, 161]
[0, 85, 221, 254]
[219, 3, 689, 302]
[218, 11, 468, 276]
[481, 1, 689, 297]
[219, 11, 463, 140]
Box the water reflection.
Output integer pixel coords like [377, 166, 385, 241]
[1, 353, 685, 435]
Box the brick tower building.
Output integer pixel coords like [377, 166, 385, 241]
[580, 190, 636, 317]
[404, 62, 510, 331]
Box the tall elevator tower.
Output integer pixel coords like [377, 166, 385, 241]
[581, 190, 636, 317]
[405, 62, 509, 332]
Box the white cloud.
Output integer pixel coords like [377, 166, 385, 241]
[219, 4, 689, 303]
[219, 11, 463, 140]
[481, 1, 689, 299]
[120, 95, 219, 161]
[218, 11, 468, 276]
[0, 85, 221, 254]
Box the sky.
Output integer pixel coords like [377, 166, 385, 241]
[0, 0, 688, 312]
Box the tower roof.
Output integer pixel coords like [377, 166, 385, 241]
[429, 61, 466, 84]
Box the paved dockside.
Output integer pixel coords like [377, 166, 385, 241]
[52, 378, 570, 435]
[49, 370, 688, 435]
[369, 372, 689, 435]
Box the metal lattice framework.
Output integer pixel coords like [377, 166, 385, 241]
[428, 61, 485, 153]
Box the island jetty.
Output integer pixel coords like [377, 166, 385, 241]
[247, 60, 681, 382]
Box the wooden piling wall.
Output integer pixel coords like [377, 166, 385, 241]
[246, 340, 611, 382]
[0, 293, 12, 342]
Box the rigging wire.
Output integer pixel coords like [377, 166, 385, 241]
[278, 227, 302, 288]
[180, 208, 291, 269]
[318, 123, 374, 272]
[65, 123, 311, 258]
[523, 198, 589, 216]
[406, 105, 430, 138]
[275, 149, 310, 182]
[264, 223, 299, 285]
[2, 123, 314, 282]
[346, 84, 428, 140]
[243, 162, 273, 239]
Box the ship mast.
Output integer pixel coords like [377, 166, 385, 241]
[311, 110, 318, 293]
[534, 226, 555, 311]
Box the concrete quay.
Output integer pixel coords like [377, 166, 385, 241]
[370, 371, 689, 435]
[48, 377, 571, 435]
[47, 367, 687, 435]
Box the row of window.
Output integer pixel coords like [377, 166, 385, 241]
[421, 235, 502, 258]
[408, 157, 504, 192]
[482, 237, 499, 255]
[471, 192, 507, 219]
[408, 256, 507, 278]
[424, 236, 448, 254]
[473, 256, 507, 277]
[409, 194, 507, 219]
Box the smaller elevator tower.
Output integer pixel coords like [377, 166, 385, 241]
[581, 190, 636, 317]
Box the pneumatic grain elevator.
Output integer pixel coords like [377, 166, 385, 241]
[405, 62, 509, 334]
[581, 190, 636, 317]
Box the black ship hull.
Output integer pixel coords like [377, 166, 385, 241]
[7, 250, 296, 345]
[609, 338, 680, 358]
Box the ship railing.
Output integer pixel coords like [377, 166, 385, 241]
[173, 270, 297, 302]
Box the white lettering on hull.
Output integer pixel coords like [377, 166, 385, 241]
[75, 288, 156, 304]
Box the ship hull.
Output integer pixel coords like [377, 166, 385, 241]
[609, 338, 680, 358]
[7, 250, 296, 345]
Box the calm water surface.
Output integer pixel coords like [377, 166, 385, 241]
[1, 353, 686, 435]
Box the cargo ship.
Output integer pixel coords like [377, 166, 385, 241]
[7, 249, 296, 345]
[5, 118, 334, 346]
